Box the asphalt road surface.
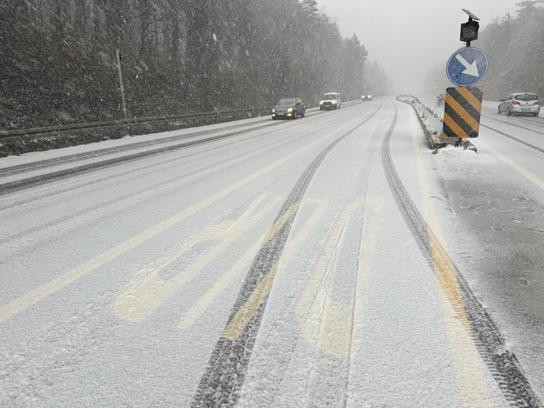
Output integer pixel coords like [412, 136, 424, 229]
[1, 99, 542, 407]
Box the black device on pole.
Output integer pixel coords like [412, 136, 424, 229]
[460, 9, 480, 47]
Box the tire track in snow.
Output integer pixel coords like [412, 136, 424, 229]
[0, 110, 357, 248]
[190, 106, 382, 408]
[383, 104, 543, 408]
[0, 103, 364, 212]
[0, 103, 357, 196]
[480, 121, 544, 155]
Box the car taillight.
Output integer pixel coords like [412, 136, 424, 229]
[512, 100, 520, 105]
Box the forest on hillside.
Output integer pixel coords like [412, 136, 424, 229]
[479, 0, 544, 99]
[425, 1, 544, 100]
[0, 0, 390, 130]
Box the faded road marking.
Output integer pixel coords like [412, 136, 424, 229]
[222, 200, 301, 341]
[0, 132, 334, 322]
[482, 141, 544, 191]
[115, 194, 278, 322]
[411, 113, 493, 408]
[178, 198, 327, 329]
[294, 198, 379, 357]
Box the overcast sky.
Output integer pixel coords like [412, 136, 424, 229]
[317, 0, 517, 92]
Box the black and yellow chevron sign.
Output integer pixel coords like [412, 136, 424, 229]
[442, 86, 483, 139]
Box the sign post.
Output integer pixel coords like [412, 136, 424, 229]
[116, 49, 128, 121]
[443, 86, 483, 140]
[442, 9, 487, 146]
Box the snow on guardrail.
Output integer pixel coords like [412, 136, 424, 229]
[396, 95, 442, 150]
[396, 95, 477, 153]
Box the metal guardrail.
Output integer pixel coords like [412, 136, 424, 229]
[397, 94, 478, 152]
[0, 106, 272, 139]
[0, 99, 366, 190]
[0, 99, 365, 160]
[0, 99, 367, 140]
[396, 95, 440, 150]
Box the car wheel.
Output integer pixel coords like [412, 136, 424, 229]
[497, 107, 501, 114]
[507, 107, 512, 116]
[534, 112, 539, 117]
[272, 116, 276, 120]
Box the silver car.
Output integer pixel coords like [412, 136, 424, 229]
[319, 92, 342, 110]
[498, 93, 540, 117]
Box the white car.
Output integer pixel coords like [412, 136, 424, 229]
[498, 93, 540, 117]
[319, 92, 342, 110]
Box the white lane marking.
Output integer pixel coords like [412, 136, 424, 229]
[480, 141, 544, 191]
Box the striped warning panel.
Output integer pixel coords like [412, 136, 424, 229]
[442, 86, 483, 139]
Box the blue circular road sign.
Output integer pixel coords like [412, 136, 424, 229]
[446, 47, 488, 87]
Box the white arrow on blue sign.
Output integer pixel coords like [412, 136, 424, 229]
[446, 47, 488, 87]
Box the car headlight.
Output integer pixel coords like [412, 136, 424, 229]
[320, 101, 324, 105]
[288, 107, 294, 112]
[332, 100, 337, 104]
[272, 108, 276, 113]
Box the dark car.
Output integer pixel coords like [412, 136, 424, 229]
[272, 97, 306, 120]
[362, 94, 373, 101]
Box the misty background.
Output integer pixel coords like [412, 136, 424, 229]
[1, 0, 543, 134]
[318, 0, 516, 92]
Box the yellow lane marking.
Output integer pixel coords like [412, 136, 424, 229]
[196, 199, 327, 329]
[0, 124, 345, 322]
[411, 113, 493, 407]
[228, 197, 384, 353]
[348, 195, 383, 352]
[178, 199, 328, 329]
[444, 112, 469, 138]
[178, 234, 263, 329]
[429, 238, 469, 325]
[277, 199, 329, 268]
[223, 265, 279, 341]
[115, 195, 279, 321]
[294, 198, 380, 357]
[222, 200, 302, 341]
[224, 197, 378, 345]
[480, 141, 544, 191]
[295, 204, 352, 357]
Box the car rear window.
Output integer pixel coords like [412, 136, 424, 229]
[278, 99, 296, 105]
[515, 94, 539, 101]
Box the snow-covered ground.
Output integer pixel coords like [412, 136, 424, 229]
[0, 98, 542, 407]
[412, 93, 544, 400]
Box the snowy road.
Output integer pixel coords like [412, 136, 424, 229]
[1, 100, 542, 407]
